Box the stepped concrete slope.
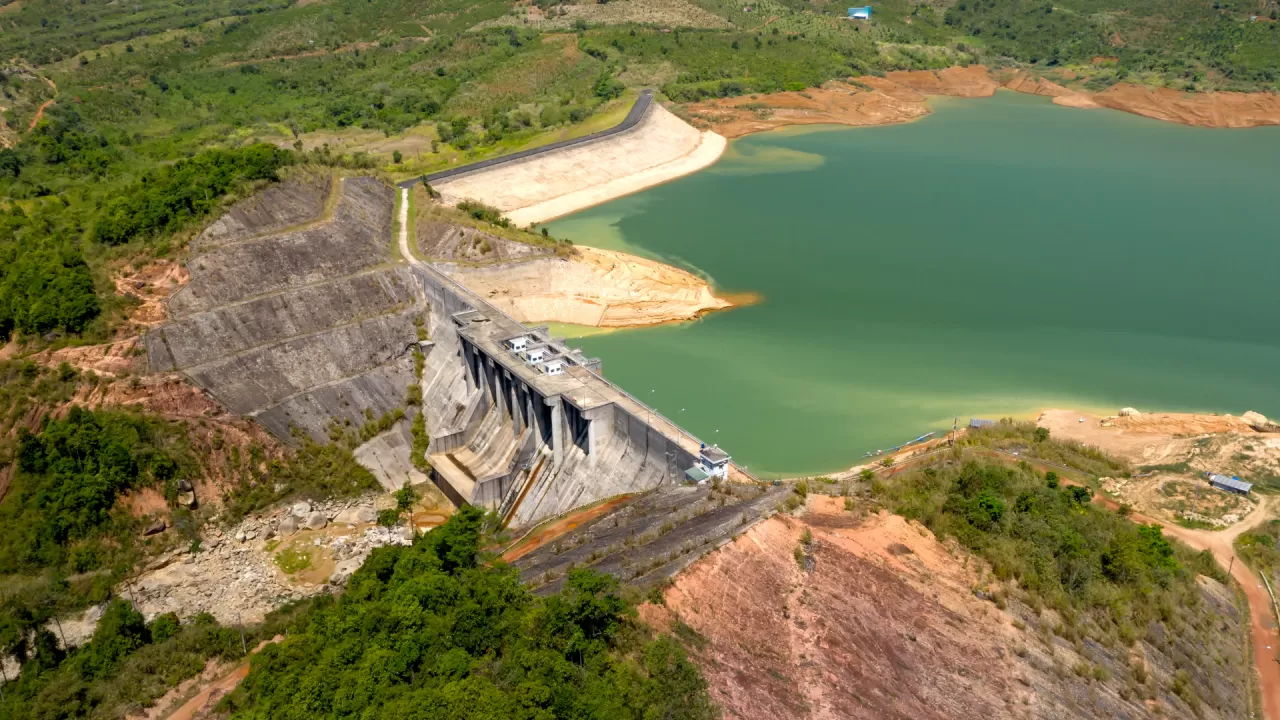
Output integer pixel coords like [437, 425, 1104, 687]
[168, 176, 393, 316]
[146, 176, 425, 451]
[431, 103, 726, 226]
[193, 172, 332, 251]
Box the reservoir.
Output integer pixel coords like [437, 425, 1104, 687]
[546, 92, 1280, 477]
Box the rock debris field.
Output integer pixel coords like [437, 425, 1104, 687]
[112, 495, 414, 629]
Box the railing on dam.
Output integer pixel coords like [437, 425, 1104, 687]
[397, 90, 654, 189]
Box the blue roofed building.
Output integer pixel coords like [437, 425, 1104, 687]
[848, 5, 872, 19]
[1208, 473, 1252, 495]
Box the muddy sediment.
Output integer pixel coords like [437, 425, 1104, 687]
[441, 246, 736, 327]
[417, 204, 741, 328]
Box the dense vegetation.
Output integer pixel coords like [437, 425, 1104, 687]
[1235, 519, 1280, 580]
[0, 373, 378, 690]
[0, 508, 714, 719]
[0, 596, 309, 720]
[0, 406, 192, 576]
[873, 424, 1230, 651]
[224, 506, 714, 720]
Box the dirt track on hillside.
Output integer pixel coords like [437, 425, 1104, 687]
[1036, 410, 1279, 720]
[1115, 495, 1279, 720]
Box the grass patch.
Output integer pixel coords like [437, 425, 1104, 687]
[273, 544, 313, 574]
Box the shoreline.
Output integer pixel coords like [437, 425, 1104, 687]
[681, 66, 1280, 138]
[777, 403, 1276, 483]
[440, 245, 753, 329]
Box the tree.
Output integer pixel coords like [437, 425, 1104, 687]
[227, 509, 717, 719]
[1034, 427, 1050, 442]
[392, 150, 403, 164]
[0, 149, 21, 178]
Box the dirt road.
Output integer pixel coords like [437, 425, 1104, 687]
[26, 76, 57, 132]
[27, 99, 53, 131]
[1151, 497, 1279, 720]
[825, 437, 1280, 719]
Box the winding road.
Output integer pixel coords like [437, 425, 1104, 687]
[1134, 496, 1279, 720]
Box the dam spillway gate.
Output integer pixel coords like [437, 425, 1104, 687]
[412, 263, 754, 529]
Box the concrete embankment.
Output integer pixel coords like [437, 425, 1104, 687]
[146, 175, 426, 491]
[430, 103, 727, 226]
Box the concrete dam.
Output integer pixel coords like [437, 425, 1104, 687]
[146, 170, 752, 529]
[412, 247, 754, 528]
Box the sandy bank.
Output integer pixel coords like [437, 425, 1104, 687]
[440, 246, 738, 327]
[434, 104, 726, 226]
[683, 79, 931, 138]
[684, 65, 1280, 136]
[1091, 83, 1280, 128]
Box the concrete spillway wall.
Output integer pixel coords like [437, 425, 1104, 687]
[411, 261, 751, 530]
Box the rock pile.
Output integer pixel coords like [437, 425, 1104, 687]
[121, 494, 406, 625]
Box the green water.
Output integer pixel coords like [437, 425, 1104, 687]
[546, 92, 1280, 478]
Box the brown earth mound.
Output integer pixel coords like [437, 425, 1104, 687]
[1092, 84, 1280, 128]
[684, 81, 929, 138]
[1002, 73, 1073, 97]
[643, 496, 1253, 720]
[886, 64, 1000, 97]
[642, 502, 1023, 719]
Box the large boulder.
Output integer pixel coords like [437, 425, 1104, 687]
[333, 505, 377, 526]
[291, 501, 312, 517]
[142, 517, 167, 536]
[278, 515, 299, 536]
[1118, 407, 1141, 417]
[176, 479, 197, 508]
[304, 512, 328, 531]
[1242, 410, 1276, 431]
[329, 557, 365, 586]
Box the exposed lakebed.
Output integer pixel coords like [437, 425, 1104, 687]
[546, 92, 1280, 477]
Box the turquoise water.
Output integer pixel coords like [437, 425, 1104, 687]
[546, 92, 1280, 477]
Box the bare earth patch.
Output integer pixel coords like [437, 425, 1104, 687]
[687, 66, 1280, 139]
[642, 496, 1254, 720]
[474, 0, 731, 31]
[442, 246, 741, 327]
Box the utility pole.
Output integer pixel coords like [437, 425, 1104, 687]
[236, 613, 247, 655]
[1228, 555, 1234, 577]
